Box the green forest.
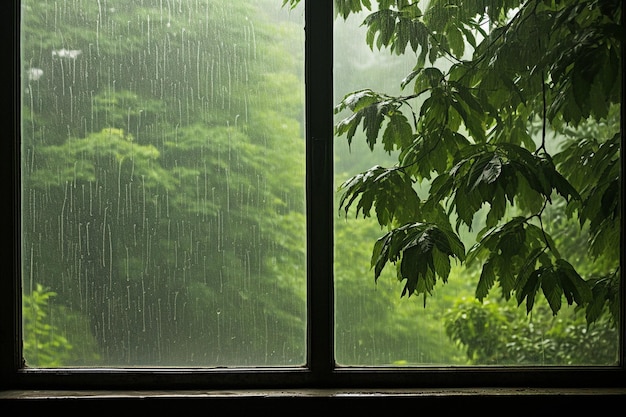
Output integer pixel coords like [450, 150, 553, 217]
[22, 0, 620, 367]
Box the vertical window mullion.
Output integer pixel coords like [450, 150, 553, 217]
[2, 0, 21, 379]
[610, 3, 625, 371]
[305, 0, 335, 381]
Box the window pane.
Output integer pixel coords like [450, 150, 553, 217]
[21, 0, 305, 367]
[334, 2, 620, 366]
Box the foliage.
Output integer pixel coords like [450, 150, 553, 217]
[23, 284, 101, 367]
[444, 297, 618, 365]
[23, 285, 73, 367]
[22, 0, 306, 366]
[21, 0, 621, 367]
[326, 0, 620, 325]
[335, 216, 468, 364]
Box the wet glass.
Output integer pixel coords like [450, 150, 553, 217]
[333, 2, 620, 366]
[21, 0, 306, 367]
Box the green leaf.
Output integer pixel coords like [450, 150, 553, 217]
[382, 112, 413, 153]
[518, 267, 543, 314]
[401, 69, 420, 91]
[472, 154, 502, 189]
[336, 89, 381, 113]
[335, 112, 363, 146]
[363, 9, 397, 50]
[476, 259, 496, 301]
[371, 233, 392, 281]
[419, 67, 444, 89]
[556, 259, 592, 306]
[338, 165, 420, 226]
[362, 104, 386, 149]
[371, 223, 465, 301]
[458, 24, 477, 49]
[541, 267, 562, 315]
[445, 23, 465, 58]
[485, 186, 506, 227]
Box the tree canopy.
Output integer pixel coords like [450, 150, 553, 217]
[289, 0, 621, 325]
[22, 0, 307, 366]
[21, 0, 620, 367]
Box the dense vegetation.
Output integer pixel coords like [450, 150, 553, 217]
[301, 0, 621, 364]
[22, 0, 620, 367]
[22, 0, 307, 366]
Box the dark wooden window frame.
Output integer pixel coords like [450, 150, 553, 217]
[1, 0, 625, 399]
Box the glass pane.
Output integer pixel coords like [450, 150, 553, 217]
[334, 1, 620, 366]
[21, 0, 305, 367]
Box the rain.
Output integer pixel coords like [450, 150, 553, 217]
[21, 0, 306, 367]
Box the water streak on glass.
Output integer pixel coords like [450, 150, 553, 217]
[21, 0, 306, 367]
[333, 1, 620, 367]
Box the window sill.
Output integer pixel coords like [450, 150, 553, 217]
[2, 387, 625, 414]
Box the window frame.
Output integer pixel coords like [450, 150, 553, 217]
[1, 0, 625, 392]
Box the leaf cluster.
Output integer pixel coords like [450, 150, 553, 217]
[338, 164, 420, 226]
[371, 222, 465, 304]
[444, 298, 618, 365]
[335, 0, 622, 324]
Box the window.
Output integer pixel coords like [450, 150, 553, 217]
[2, 0, 625, 398]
